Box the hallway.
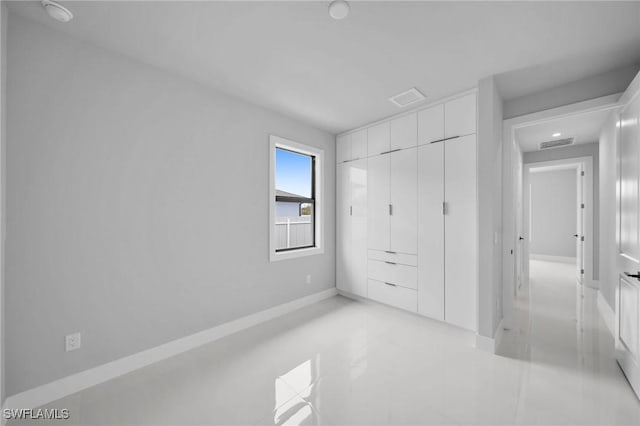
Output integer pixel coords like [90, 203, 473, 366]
[499, 260, 640, 424]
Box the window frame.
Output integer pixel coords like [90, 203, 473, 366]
[269, 135, 324, 261]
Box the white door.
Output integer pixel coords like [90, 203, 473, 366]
[616, 85, 640, 398]
[367, 154, 390, 251]
[368, 122, 390, 157]
[445, 134, 477, 331]
[336, 162, 352, 292]
[351, 158, 368, 297]
[418, 142, 445, 320]
[576, 165, 585, 284]
[515, 145, 524, 291]
[351, 129, 368, 160]
[418, 104, 444, 145]
[390, 149, 417, 254]
[444, 93, 477, 139]
[336, 134, 351, 164]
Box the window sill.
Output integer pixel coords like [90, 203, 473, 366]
[270, 246, 324, 262]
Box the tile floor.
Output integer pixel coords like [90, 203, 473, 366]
[10, 260, 640, 425]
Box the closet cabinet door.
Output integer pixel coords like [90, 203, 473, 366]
[336, 163, 352, 293]
[337, 134, 351, 163]
[351, 129, 368, 160]
[417, 143, 445, 320]
[368, 122, 390, 156]
[390, 113, 417, 150]
[444, 93, 476, 139]
[390, 149, 417, 254]
[350, 158, 368, 297]
[367, 154, 390, 251]
[418, 104, 444, 145]
[444, 134, 477, 331]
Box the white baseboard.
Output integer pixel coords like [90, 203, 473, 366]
[530, 254, 577, 264]
[5, 288, 338, 411]
[597, 290, 615, 336]
[475, 317, 505, 354]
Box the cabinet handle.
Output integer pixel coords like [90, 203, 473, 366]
[429, 135, 461, 144]
[442, 202, 447, 215]
[625, 272, 640, 280]
[380, 148, 402, 155]
[350, 206, 353, 216]
[389, 204, 393, 215]
[385, 261, 397, 265]
[384, 250, 397, 254]
[384, 282, 397, 287]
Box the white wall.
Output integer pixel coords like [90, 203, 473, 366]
[529, 169, 577, 258]
[477, 76, 503, 338]
[503, 66, 638, 119]
[5, 15, 336, 396]
[0, 0, 6, 408]
[599, 111, 619, 309]
[523, 142, 599, 279]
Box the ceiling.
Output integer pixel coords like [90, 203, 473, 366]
[8, 1, 640, 134]
[515, 108, 612, 153]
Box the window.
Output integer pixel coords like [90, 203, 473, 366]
[270, 135, 323, 261]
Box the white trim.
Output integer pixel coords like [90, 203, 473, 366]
[4, 288, 338, 411]
[530, 254, 577, 264]
[269, 135, 324, 262]
[475, 317, 505, 353]
[597, 290, 615, 336]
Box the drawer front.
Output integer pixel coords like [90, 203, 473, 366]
[368, 279, 418, 312]
[368, 249, 417, 266]
[368, 260, 417, 290]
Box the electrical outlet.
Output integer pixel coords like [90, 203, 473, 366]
[306, 274, 312, 284]
[65, 332, 81, 352]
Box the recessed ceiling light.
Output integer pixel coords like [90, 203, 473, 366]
[42, 0, 74, 23]
[552, 132, 562, 137]
[328, 0, 350, 20]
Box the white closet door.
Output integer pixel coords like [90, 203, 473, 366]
[336, 163, 352, 292]
[418, 104, 444, 145]
[368, 122, 390, 157]
[351, 158, 368, 297]
[351, 129, 368, 160]
[390, 149, 417, 254]
[417, 143, 445, 320]
[337, 134, 351, 163]
[445, 93, 477, 139]
[444, 134, 477, 331]
[367, 154, 390, 251]
[390, 113, 417, 150]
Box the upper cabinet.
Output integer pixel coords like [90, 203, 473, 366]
[418, 104, 444, 145]
[367, 122, 390, 156]
[390, 113, 417, 150]
[351, 129, 368, 160]
[444, 93, 477, 139]
[337, 129, 367, 163]
[337, 134, 351, 163]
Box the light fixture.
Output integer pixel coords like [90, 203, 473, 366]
[328, 0, 350, 20]
[552, 132, 562, 137]
[42, 0, 74, 23]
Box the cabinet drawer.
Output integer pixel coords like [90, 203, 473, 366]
[368, 249, 417, 266]
[368, 279, 417, 312]
[368, 260, 417, 290]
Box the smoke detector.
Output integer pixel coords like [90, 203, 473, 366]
[42, 0, 74, 23]
[389, 87, 426, 108]
[539, 137, 575, 150]
[328, 0, 350, 20]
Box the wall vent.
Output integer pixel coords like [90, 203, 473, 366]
[389, 87, 426, 108]
[539, 137, 574, 150]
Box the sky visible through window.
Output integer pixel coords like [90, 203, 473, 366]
[276, 148, 312, 198]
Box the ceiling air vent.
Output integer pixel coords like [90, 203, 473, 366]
[389, 87, 425, 108]
[539, 137, 574, 150]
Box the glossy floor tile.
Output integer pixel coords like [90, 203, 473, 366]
[10, 260, 640, 425]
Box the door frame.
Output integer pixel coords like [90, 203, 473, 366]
[522, 156, 594, 287]
[502, 94, 620, 329]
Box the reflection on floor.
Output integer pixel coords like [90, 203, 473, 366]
[10, 260, 640, 425]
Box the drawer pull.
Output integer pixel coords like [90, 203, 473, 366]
[384, 282, 397, 287]
[385, 261, 397, 265]
[384, 250, 396, 254]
